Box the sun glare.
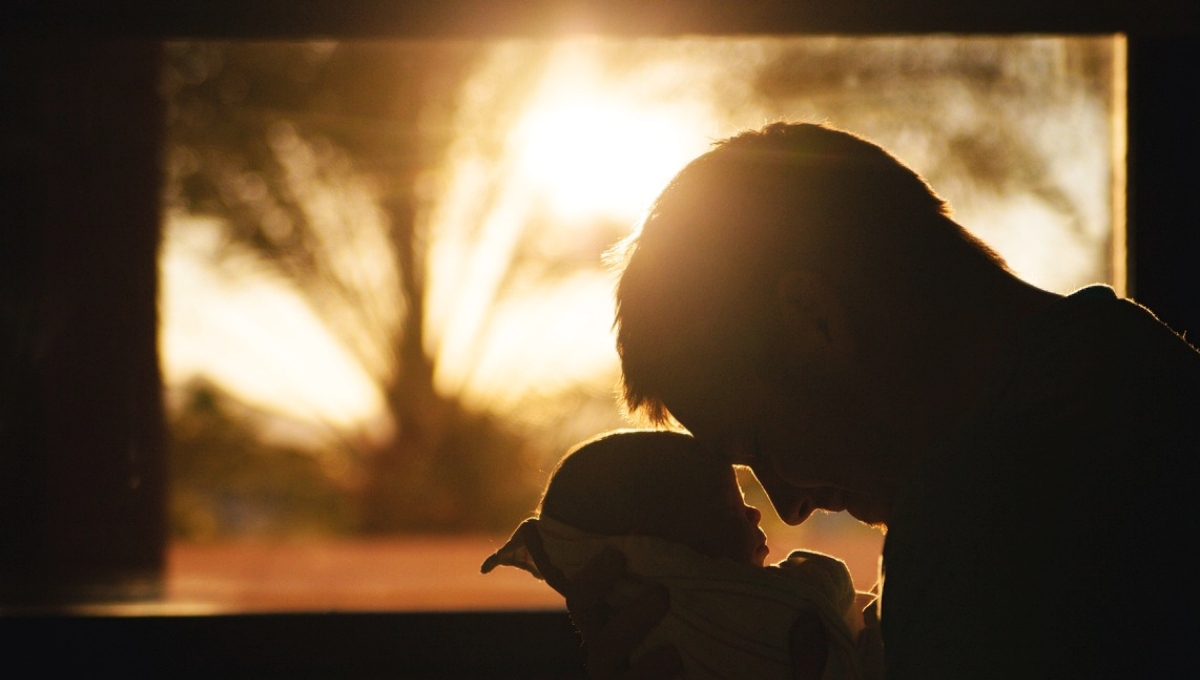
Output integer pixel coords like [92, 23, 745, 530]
[161, 215, 387, 433]
[164, 36, 1121, 444]
[425, 40, 717, 413]
[511, 96, 703, 222]
[156, 37, 1122, 611]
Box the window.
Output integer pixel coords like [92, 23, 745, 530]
[157, 35, 1125, 611]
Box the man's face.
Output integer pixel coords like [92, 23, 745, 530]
[667, 366, 896, 528]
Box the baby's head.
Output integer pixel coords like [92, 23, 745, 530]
[539, 430, 769, 566]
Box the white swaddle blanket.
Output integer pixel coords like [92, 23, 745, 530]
[482, 516, 876, 680]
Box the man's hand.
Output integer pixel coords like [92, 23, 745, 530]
[524, 532, 680, 679]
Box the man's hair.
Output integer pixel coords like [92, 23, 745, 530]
[539, 430, 723, 537]
[611, 122, 1006, 426]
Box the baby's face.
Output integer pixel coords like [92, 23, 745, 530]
[675, 465, 769, 566]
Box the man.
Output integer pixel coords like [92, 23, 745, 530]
[553, 123, 1200, 679]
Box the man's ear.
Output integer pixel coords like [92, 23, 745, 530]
[776, 269, 852, 358]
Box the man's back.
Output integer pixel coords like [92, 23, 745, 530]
[881, 286, 1200, 679]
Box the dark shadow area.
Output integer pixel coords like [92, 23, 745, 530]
[2, 611, 586, 678]
[0, 38, 167, 607]
[1128, 38, 1200, 341]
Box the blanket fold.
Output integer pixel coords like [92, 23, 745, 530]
[483, 516, 877, 680]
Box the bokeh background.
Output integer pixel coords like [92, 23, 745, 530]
[158, 36, 1120, 610]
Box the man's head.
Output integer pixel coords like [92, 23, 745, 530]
[611, 122, 1012, 526]
[540, 430, 769, 566]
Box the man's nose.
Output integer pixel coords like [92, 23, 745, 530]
[769, 489, 815, 525]
[744, 505, 762, 525]
[752, 462, 815, 525]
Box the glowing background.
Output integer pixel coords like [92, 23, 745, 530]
[159, 35, 1122, 607]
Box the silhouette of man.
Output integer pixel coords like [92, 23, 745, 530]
[545, 123, 1200, 679]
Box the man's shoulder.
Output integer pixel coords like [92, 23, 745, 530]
[880, 288, 1200, 679]
[993, 285, 1200, 425]
[1069, 286, 1200, 369]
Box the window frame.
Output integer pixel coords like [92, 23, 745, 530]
[3, 2, 1198, 676]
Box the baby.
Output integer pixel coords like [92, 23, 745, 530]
[482, 430, 882, 680]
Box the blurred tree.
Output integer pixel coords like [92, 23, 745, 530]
[163, 41, 543, 534]
[747, 37, 1118, 291]
[170, 380, 358, 539]
[161, 37, 1116, 540]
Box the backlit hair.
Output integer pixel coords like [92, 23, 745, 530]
[610, 122, 1006, 425]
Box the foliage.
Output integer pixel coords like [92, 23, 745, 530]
[168, 381, 360, 539]
[162, 41, 547, 536]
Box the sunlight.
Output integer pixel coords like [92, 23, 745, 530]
[156, 37, 1124, 611]
[511, 97, 702, 222]
[160, 215, 387, 432]
[163, 36, 1122, 441]
[466, 270, 622, 413]
[425, 39, 718, 415]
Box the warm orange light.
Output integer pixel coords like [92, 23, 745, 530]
[160, 216, 387, 427]
[426, 40, 716, 414]
[511, 96, 704, 223]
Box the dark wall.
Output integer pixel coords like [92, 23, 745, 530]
[3, 0, 1199, 38]
[1, 612, 587, 679]
[0, 40, 168, 605]
[1128, 38, 1200, 340]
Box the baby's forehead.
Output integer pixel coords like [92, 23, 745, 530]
[577, 431, 737, 498]
[626, 440, 729, 480]
[640, 455, 739, 502]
